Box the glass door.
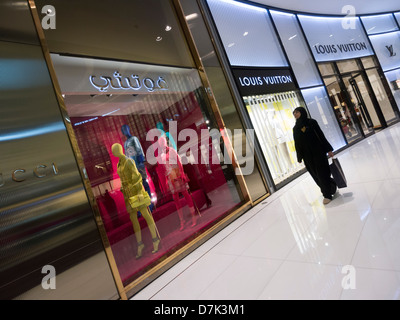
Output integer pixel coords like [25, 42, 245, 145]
[323, 75, 363, 144]
[343, 72, 381, 135]
[361, 57, 399, 124]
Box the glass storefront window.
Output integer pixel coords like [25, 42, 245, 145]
[52, 54, 244, 287]
[384, 68, 400, 114]
[301, 86, 347, 150]
[243, 91, 305, 185]
[366, 68, 397, 123]
[318, 56, 399, 143]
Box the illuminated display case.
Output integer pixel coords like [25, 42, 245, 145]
[243, 92, 305, 185]
[231, 67, 306, 185]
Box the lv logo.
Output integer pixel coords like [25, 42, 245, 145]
[385, 45, 397, 57]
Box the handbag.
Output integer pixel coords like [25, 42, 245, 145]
[129, 190, 151, 209]
[329, 158, 347, 188]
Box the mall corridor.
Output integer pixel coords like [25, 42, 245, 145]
[132, 123, 400, 300]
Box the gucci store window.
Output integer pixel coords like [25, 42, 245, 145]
[39, 0, 245, 294]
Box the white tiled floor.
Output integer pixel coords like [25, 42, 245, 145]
[132, 123, 400, 300]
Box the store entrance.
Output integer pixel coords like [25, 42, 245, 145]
[319, 57, 398, 144]
[324, 75, 364, 143]
[343, 72, 377, 135]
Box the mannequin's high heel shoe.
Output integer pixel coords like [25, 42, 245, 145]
[152, 238, 160, 254]
[136, 241, 145, 259]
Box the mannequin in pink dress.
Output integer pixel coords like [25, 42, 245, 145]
[157, 137, 197, 230]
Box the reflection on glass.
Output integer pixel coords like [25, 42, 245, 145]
[301, 86, 347, 151]
[243, 91, 305, 185]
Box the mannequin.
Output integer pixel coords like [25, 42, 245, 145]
[111, 143, 160, 258]
[271, 110, 292, 173]
[156, 121, 177, 150]
[184, 150, 212, 208]
[157, 137, 197, 230]
[121, 124, 154, 212]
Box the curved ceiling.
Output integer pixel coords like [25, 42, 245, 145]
[249, 0, 400, 15]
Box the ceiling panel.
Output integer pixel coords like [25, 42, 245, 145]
[248, 0, 400, 15]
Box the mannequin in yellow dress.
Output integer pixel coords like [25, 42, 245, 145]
[111, 143, 160, 259]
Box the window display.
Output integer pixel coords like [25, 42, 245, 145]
[120, 124, 155, 212]
[52, 54, 244, 286]
[111, 143, 160, 258]
[243, 91, 305, 185]
[230, 67, 305, 186]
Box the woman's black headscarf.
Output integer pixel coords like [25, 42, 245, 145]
[293, 107, 309, 126]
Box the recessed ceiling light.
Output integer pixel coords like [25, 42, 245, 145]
[186, 13, 198, 21]
[156, 36, 163, 41]
[165, 25, 172, 31]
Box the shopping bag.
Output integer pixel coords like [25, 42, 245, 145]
[330, 158, 347, 188]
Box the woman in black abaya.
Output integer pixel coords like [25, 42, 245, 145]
[293, 107, 337, 204]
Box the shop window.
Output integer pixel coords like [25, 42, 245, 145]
[53, 55, 244, 287]
[243, 91, 305, 185]
[385, 68, 400, 109]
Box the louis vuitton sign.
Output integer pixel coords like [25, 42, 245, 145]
[232, 68, 296, 96]
[298, 15, 374, 62]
